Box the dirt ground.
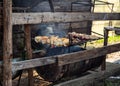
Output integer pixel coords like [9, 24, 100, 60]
[12, 70, 52, 86]
[106, 51, 120, 63]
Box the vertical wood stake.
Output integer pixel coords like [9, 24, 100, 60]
[3, 0, 12, 86]
[24, 24, 33, 86]
[101, 27, 108, 70]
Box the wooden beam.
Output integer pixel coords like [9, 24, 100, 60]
[24, 24, 33, 86]
[54, 62, 120, 86]
[12, 56, 56, 71]
[12, 43, 120, 71]
[12, 12, 120, 25]
[104, 26, 120, 31]
[3, 0, 12, 86]
[58, 43, 120, 66]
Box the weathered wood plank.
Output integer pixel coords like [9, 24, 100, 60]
[12, 57, 56, 71]
[54, 62, 120, 86]
[104, 26, 120, 31]
[12, 12, 120, 25]
[12, 43, 120, 71]
[58, 43, 120, 66]
[24, 24, 33, 86]
[3, 0, 12, 86]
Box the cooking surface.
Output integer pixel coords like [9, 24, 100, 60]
[35, 32, 102, 48]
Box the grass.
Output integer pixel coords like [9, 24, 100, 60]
[105, 79, 120, 86]
[108, 35, 120, 43]
[87, 35, 120, 48]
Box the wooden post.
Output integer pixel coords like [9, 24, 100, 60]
[101, 27, 109, 70]
[3, 0, 12, 86]
[24, 24, 33, 86]
[103, 28, 109, 46]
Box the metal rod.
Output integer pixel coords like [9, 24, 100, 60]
[48, 0, 55, 12]
[91, 31, 104, 37]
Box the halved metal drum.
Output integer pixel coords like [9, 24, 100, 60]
[35, 46, 104, 82]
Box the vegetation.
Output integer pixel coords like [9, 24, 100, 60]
[95, 35, 120, 44]
[105, 79, 120, 86]
[87, 35, 120, 48]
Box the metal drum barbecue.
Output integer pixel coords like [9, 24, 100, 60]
[34, 46, 104, 82]
[32, 23, 104, 82]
